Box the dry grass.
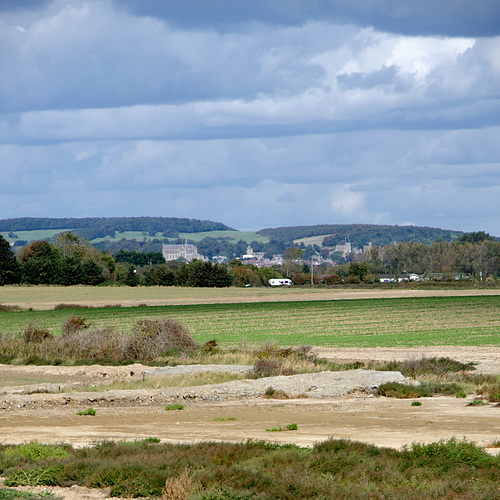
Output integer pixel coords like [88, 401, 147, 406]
[83, 371, 247, 392]
[162, 468, 194, 500]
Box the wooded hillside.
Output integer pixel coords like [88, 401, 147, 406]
[0, 217, 234, 240]
[257, 224, 466, 246]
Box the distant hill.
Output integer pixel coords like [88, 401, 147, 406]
[257, 224, 465, 247]
[3, 218, 497, 257]
[0, 217, 234, 241]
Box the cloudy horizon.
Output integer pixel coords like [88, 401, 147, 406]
[1, 1, 499, 235]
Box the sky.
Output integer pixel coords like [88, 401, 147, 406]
[1, 1, 500, 235]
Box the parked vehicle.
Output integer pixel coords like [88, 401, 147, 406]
[268, 278, 293, 286]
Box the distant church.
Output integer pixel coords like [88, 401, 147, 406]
[162, 242, 206, 262]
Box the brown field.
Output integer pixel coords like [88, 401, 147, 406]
[1, 284, 500, 310]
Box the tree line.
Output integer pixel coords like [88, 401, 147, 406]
[363, 233, 500, 279]
[0, 233, 235, 288]
[258, 223, 465, 247]
[1, 231, 499, 288]
[0, 216, 233, 235]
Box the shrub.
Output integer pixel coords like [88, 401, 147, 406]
[263, 386, 289, 399]
[378, 357, 475, 378]
[162, 468, 193, 500]
[54, 303, 92, 310]
[165, 404, 184, 411]
[77, 408, 96, 416]
[377, 381, 465, 398]
[128, 318, 199, 362]
[61, 315, 90, 335]
[250, 359, 297, 378]
[265, 423, 298, 432]
[323, 274, 341, 285]
[2, 442, 69, 467]
[401, 437, 495, 470]
[345, 275, 361, 284]
[0, 304, 20, 312]
[23, 324, 53, 343]
[467, 399, 486, 406]
[0, 488, 54, 498]
[201, 339, 219, 355]
[4, 466, 63, 487]
[53, 328, 129, 363]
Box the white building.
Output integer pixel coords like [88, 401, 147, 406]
[162, 242, 206, 262]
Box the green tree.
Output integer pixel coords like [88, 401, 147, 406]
[18, 240, 62, 284]
[124, 265, 140, 287]
[459, 231, 492, 243]
[144, 265, 175, 286]
[231, 264, 261, 287]
[0, 235, 21, 285]
[82, 260, 105, 285]
[58, 256, 85, 285]
[175, 260, 232, 287]
[284, 247, 303, 261]
[347, 262, 371, 282]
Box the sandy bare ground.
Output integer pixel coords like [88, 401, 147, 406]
[1, 346, 500, 498]
[1, 347, 499, 451]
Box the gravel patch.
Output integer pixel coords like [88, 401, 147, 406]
[0, 369, 407, 409]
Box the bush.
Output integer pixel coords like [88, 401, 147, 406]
[377, 381, 464, 398]
[22, 324, 53, 343]
[162, 468, 193, 499]
[4, 467, 63, 487]
[128, 318, 199, 362]
[401, 437, 495, 470]
[322, 274, 342, 285]
[201, 339, 219, 355]
[467, 399, 486, 406]
[263, 386, 289, 399]
[77, 408, 96, 416]
[53, 328, 130, 363]
[249, 359, 296, 378]
[383, 357, 476, 378]
[345, 275, 361, 284]
[165, 404, 184, 411]
[61, 315, 90, 335]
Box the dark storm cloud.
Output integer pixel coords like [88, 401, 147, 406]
[1, 0, 499, 234]
[117, 0, 500, 37]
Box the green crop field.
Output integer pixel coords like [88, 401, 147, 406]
[1, 295, 498, 348]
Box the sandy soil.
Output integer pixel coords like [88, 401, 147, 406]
[1, 346, 500, 499]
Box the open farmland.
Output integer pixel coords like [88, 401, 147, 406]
[1, 289, 499, 347]
[2, 288, 500, 499]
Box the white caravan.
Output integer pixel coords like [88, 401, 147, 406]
[268, 278, 293, 286]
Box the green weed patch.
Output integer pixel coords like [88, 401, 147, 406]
[2, 438, 496, 498]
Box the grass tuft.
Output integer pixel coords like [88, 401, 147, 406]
[76, 408, 96, 416]
[165, 404, 184, 411]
